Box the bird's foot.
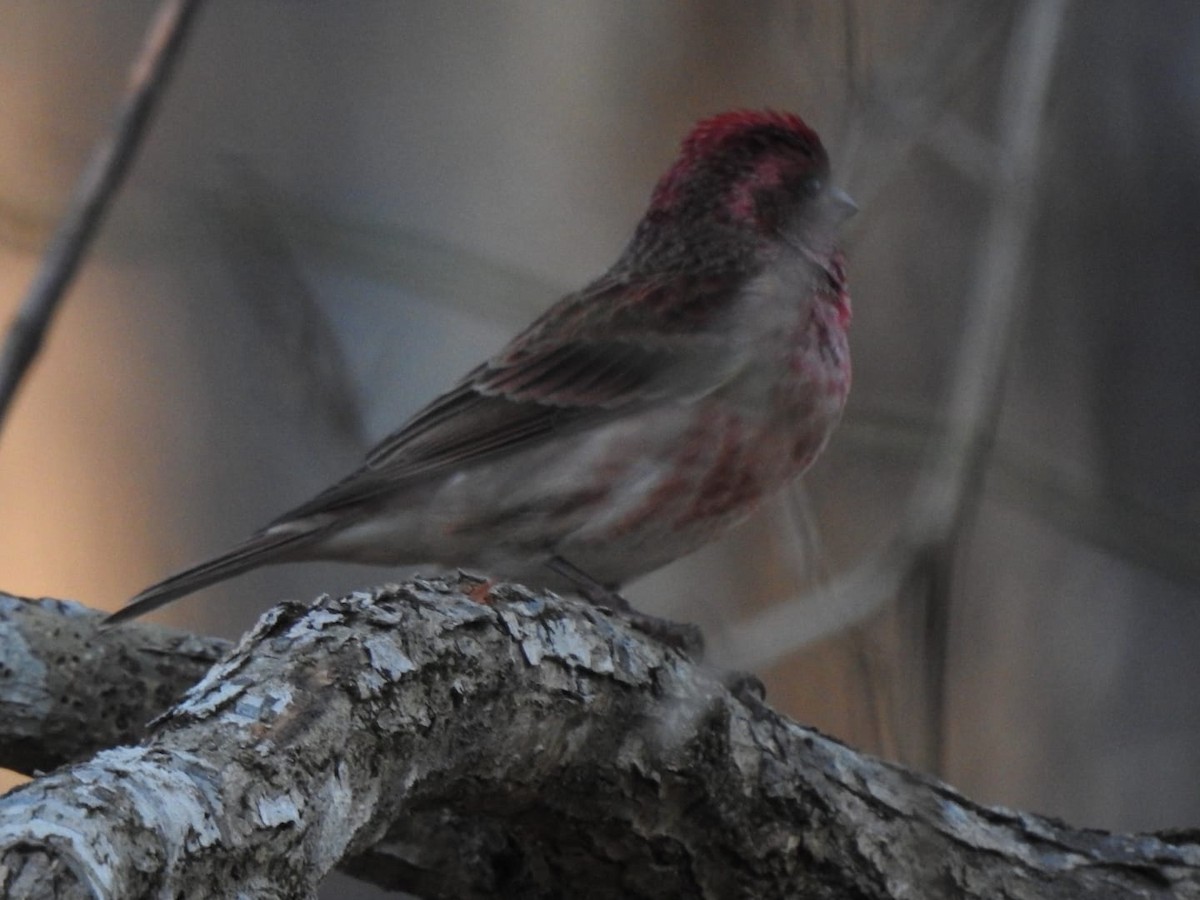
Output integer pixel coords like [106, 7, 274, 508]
[545, 555, 705, 658]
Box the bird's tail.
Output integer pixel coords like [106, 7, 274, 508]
[104, 526, 324, 627]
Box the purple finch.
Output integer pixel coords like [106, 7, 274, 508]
[108, 109, 854, 625]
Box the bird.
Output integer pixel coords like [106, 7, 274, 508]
[107, 109, 855, 627]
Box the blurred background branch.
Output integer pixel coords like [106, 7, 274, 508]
[204, 161, 367, 447]
[728, 0, 1069, 773]
[0, 0, 206, 437]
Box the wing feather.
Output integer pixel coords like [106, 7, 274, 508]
[270, 272, 743, 524]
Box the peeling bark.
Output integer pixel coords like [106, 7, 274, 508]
[0, 580, 1198, 899]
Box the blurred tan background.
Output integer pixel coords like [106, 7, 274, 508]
[1, 4, 1198, 890]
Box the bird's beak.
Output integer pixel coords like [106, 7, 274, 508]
[827, 186, 858, 222]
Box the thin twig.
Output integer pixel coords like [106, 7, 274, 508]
[0, 0, 207, 437]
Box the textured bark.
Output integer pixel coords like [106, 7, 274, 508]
[0, 593, 226, 774]
[0, 580, 1198, 899]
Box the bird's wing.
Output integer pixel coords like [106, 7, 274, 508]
[270, 273, 744, 523]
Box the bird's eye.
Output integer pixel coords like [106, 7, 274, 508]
[807, 178, 822, 196]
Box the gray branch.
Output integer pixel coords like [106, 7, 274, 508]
[0, 594, 226, 775]
[0, 580, 1197, 898]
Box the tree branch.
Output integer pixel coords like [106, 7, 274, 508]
[1, 580, 1197, 898]
[0, 593, 226, 775]
[0, 0, 207, 437]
